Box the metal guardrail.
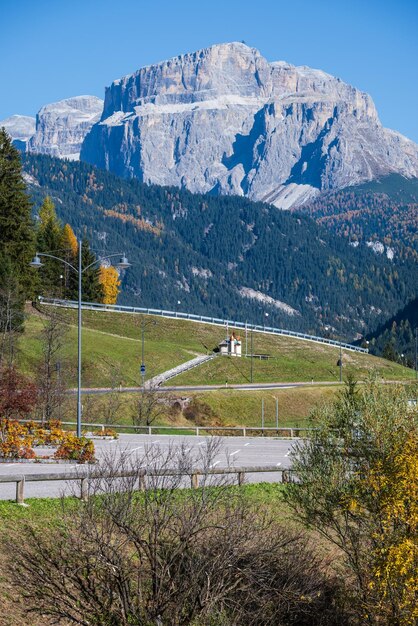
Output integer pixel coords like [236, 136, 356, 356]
[20, 419, 311, 438]
[0, 465, 293, 505]
[39, 297, 368, 353]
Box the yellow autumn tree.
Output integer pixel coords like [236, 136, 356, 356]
[286, 377, 418, 625]
[99, 265, 121, 304]
[61, 223, 78, 257]
[60, 224, 78, 298]
[365, 431, 418, 625]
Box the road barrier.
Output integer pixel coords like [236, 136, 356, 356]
[0, 465, 293, 505]
[20, 419, 312, 438]
[38, 297, 368, 353]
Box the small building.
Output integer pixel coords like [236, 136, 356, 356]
[218, 339, 229, 355]
[218, 333, 242, 357]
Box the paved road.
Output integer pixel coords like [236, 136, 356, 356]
[70, 381, 339, 394]
[0, 434, 296, 501]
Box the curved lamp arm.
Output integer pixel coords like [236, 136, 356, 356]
[82, 252, 128, 273]
[35, 252, 77, 273]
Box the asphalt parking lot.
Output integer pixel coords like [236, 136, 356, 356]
[0, 434, 297, 501]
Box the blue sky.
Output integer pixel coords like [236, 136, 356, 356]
[1, 0, 417, 141]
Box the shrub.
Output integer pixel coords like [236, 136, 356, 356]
[91, 427, 118, 439]
[285, 378, 418, 625]
[11, 444, 348, 625]
[54, 433, 95, 463]
[0, 418, 34, 459]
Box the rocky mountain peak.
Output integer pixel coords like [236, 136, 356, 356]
[28, 95, 104, 160]
[2, 96, 104, 160]
[81, 43, 418, 208]
[0, 114, 36, 151]
[4, 43, 416, 209]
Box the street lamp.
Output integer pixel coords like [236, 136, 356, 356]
[264, 312, 269, 331]
[30, 240, 131, 437]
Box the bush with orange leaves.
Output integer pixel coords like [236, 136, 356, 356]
[54, 433, 96, 463]
[0, 419, 35, 459]
[0, 418, 95, 463]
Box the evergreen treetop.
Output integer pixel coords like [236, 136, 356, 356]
[0, 128, 35, 296]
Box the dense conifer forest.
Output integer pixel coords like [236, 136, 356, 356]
[365, 296, 418, 367]
[298, 174, 418, 261]
[22, 154, 417, 340]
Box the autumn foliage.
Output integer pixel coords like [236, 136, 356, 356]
[0, 366, 37, 419]
[0, 418, 95, 463]
[286, 378, 418, 625]
[61, 223, 78, 257]
[99, 265, 121, 304]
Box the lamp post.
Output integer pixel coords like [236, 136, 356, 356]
[250, 324, 254, 384]
[264, 312, 269, 331]
[140, 317, 157, 389]
[30, 240, 131, 437]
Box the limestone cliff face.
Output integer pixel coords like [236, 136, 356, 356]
[81, 43, 418, 208]
[80, 42, 418, 208]
[0, 114, 36, 151]
[29, 96, 103, 160]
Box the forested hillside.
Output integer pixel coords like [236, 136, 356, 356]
[297, 174, 418, 260]
[22, 154, 417, 339]
[365, 296, 418, 367]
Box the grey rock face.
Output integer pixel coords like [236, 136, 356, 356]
[81, 42, 418, 208]
[29, 96, 103, 160]
[0, 114, 36, 151]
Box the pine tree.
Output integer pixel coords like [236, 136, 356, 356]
[36, 196, 64, 296]
[0, 128, 35, 298]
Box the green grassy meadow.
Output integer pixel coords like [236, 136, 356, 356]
[20, 305, 414, 388]
[17, 304, 415, 429]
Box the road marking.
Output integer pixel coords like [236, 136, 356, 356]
[230, 450, 240, 456]
[198, 441, 206, 446]
[276, 462, 282, 466]
[129, 446, 142, 454]
[284, 451, 290, 457]
[244, 442, 250, 446]
[210, 461, 220, 468]
[152, 440, 160, 444]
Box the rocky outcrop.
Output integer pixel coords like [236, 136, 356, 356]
[0, 114, 36, 151]
[29, 96, 103, 160]
[81, 42, 418, 208]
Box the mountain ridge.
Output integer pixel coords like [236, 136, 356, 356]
[81, 42, 418, 207]
[3, 42, 418, 209]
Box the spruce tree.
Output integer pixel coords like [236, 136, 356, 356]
[36, 196, 64, 296]
[0, 128, 35, 298]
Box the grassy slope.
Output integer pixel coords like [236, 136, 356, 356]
[20, 306, 414, 389]
[17, 305, 414, 429]
[62, 385, 339, 429]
